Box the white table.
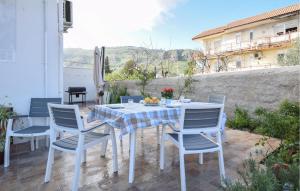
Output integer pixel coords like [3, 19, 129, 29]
[88, 102, 222, 183]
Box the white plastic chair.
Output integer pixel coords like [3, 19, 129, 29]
[4, 98, 61, 167]
[44, 103, 118, 191]
[160, 104, 225, 191]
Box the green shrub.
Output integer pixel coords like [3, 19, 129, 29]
[276, 163, 300, 190]
[278, 100, 300, 117]
[227, 107, 256, 131]
[224, 159, 279, 191]
[226, 100, 300, 191]
[254, 100, 299, 164]
[225, 159, 300, 191]
[108, 83, 129, 104]
[0, 106, 14, 152]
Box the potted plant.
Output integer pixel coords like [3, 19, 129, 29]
[161, 87, 174, 104]
[0, 101, 14, 165]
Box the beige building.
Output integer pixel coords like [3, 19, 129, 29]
[192, 4, 300, 73]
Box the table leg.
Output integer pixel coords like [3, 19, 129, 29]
[129, 130, 136, 183]
[156, 125, 160, 145]
[100, 125, 110, 157]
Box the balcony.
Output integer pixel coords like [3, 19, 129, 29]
[206, 31, 299, 56]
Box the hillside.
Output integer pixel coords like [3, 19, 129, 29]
[64, 46, 200, 69]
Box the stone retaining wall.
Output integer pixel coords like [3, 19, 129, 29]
[117, 66, 300, 116]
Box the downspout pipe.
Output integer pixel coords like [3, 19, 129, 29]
[58, 0, 64, 102]
[44, 0, 48, 97]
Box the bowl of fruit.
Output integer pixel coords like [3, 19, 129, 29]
[144, 97, 160, 106]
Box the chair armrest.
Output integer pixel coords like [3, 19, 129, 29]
[9, 115, 29, 119]
[80, 122, 107, 133]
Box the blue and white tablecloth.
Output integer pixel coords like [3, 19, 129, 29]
[87, 102, 227, 137]
[88, 103, 180, 135]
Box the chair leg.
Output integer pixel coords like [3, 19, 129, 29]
[31, 137, 35, 151]
[44, 147, 55, 182]
[156, 126, 160, 145]
[222, 130, 227, 143]
[81, 150, 87, 163]
[179, 150, 186, 191]
[141, 128, 144, 138]
[218, 150, 226, 183]
[46, 136, 49, 148]
[100, 126, 109, 157]
[217, 130, 226, 184]
[72, 149, 82, 191]
[110, 129, 118, 173]
[159, 131, 165, 170]
[36, 137, 39, 149]
[198, 153, 203, 164]
[4, 134, 11, 167]
[120, 138, 123, 146]
[128, 133, 131, 153]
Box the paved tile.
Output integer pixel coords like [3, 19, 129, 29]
[0, 106, 280, 191]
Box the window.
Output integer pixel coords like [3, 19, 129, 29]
[285, 20, 298, 33]
[249, 31, 254, 41]
[236, 33, 241, 44]
[286, 27, 298, 33]
[236, 60, 241, 68]
[206, 41, 211, 51]
[214, 40, 222, 52]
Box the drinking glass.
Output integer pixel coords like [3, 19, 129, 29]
[128, 99, 134, 104]
[160, 97, 166, 105]
[179, 96, 185, 102]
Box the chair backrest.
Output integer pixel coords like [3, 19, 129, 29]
[208, 94, 225, 104]
[103, 91, 111, 104]
[179, 103, 224, 133]
[48, 103, 83, 132]
[120, 96, 144, 103]
[29, 98, 62, 117]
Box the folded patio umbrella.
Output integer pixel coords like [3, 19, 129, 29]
[93, 46, 105, 104]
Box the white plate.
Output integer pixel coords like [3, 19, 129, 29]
[182, 99, 191, 103]
[166, 103, 181, 108]
[106, 104, 125, 109]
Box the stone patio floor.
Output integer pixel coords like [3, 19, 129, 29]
[0, 108, 280, 191]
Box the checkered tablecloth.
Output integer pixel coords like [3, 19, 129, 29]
[88, 103, 181, 135]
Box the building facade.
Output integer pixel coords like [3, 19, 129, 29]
[0, 0, 71, 113]
[192, 4, 300, 73]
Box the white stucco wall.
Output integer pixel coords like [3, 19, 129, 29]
[63, 67, 97, 102]
[0, 0, 63, 114]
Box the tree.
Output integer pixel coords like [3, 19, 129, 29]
[177, 60, 198, 98]
[279, 39, 300, 66]
[122, 60, 137, 76]
[193, 52, 211, 73]
[104, 56, 112, 74]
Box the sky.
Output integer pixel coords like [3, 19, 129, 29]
[64, 0, 299, 50]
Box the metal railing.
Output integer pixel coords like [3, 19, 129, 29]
[206, 31, 299, 55]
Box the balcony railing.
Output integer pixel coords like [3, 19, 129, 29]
[206, 31, 299, 56]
